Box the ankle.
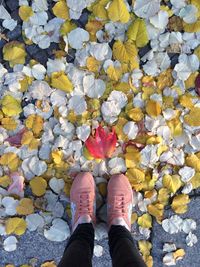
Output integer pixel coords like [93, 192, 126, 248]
[109, 217, 131, 232]
[72, 214, 92, 232]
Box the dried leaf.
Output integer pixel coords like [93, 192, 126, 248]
[171, 194, 190, 214]
[16, 198, 34, 215]
[3, 41, 27, 67]
[107, 0, 130, 23]
[30, 176, 47, 196]
[6, 217, 27, 235]
[1, 95, 22, 116]
[25, 114, 43, 136]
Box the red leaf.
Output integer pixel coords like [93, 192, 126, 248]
[85, 125, 117, 159]
[195, 74, 200, 96]
[5, 128, 27, 147]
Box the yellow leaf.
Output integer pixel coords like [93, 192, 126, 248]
[6, 217, 27, 235]
[1, 95, 22, 116]
[171, 194, 190, 214]
[41, 261, 57, 267]
[183, 21, 200, 33]
[3, 41, 27, 67]
[143, 255, 153, 267]
[113, 40, 138, 63]
[0, 153, 20, 171]
[19, 6, 34, 21]
[127, 107, 144, 121]
[147, 203, 164, 223]
[131, 212, 138, 224]
[107, 0, 130, 23]
[30, 176, 47, 196]
[0, 175, 12, 187]
[86, 57, 101, 72]
[106, 65, 122, 81]
[173, 249, 185, 260]
[186, 154, 200, 172]
[127, 18, 149, 47]
[85, 19, 104, 41]
[52, 0, 69, 20]
[157, 188, 170, 205]
[138, 240, 152, 256]
[60, 20, 76, 36]
[167, 117, 182, 137]
[91, 0, 109, 20]
[191, 173, 200, 189]
[21, 131, 40, 150]
[51, 150, 63, 164]
[25, 114, 43, 136]
[162, 174, 182, 194]
[146, 100, 161, 118]
[185, 72, 199, 89]
[51, 72, 73, 93]
[115, 117, 128, 140]
[126, 168, 145, 191]
[125, 149, 141, 168]
[184, 107, 200, 126]
[1, 117, 17, 130]
[179, 95, 194, 109]
[16, 198, 34, 215]
[98, 182, 107, 197]
[157, 69, 173, 90]
[138, 213, 152, 228]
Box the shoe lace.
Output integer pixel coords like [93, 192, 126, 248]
[78, 192, 92, 215]
[111, 194, 126, 216]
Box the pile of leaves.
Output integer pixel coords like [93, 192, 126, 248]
[0, 0, 200, 266]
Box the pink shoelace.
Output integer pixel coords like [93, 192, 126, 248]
[110, 195, 126, 217]
[78, 192, 93, 215]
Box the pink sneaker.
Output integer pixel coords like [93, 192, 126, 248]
[107, 174, 134, 231]
[70, 172, 96, 232]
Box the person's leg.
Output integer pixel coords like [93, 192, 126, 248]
[108, 225, 146, 267]
[107, 174, 146, 267]
[58, 223, 94, 267]
[58, 172, 96, 267]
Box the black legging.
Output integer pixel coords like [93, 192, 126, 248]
[58, 223, 146, 267]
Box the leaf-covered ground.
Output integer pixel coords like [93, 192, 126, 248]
[0, 0, 200, 266]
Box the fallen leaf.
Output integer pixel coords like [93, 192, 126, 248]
[1, 95, 22, 116]
[107, 0, 130, 23]
[146, 100, 161, 118]
[19, 6, 34, 21]
[3, 41, 27, 67]
[113, 40, 138, 64]
[184, 108, 200, 126]
[25, 114, 43, 136]
[1, 117, 17, 130]
[16, 198, 34, 215]
[171, 194, 190, 214]
[138, 213, 152, 228]
[162, 174, 182, 194]
[51, 72, 73, 93]
[30, 176, 47, 196]
[85, 125, 117, 159]
[52, 0, 69, 20]
[127, 18, 149, 48]
[0, 153, 20, 171]
[6, 217, 27, 235]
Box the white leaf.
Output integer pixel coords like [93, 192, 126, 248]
[0, 5, 11, 20]
[186, 232, 198, 247]
[32, 64, 46, 80]
[83, 75, 106, 99]
[94, 245, 104, 257]
[30, 11, 48, 26]
[163, 243, 177, 253]
[1, 197, 19, 216]
[134, 0, 160, 19]
[26, 214, 45, 231]
[29, 81, 52, 100]
[89, 43, 112, 61]
[2, 19, 17, 31]
[3, 236, 18, 252]
[108, 90, 127, 109]
[68, 28, 89, 49]
[163, 253, 176, 266]
[150, 10, 169, 29]
[68, 95, 87, 115]
[32, 0, 48, 12]
[44, 218, 70, 241]
[108, 157, 127, 175]
[182, 219, 196, 234]
[76, 125, 90, 142]
[123, 121, 138, 139]
[178, 166, 195, 182]
[49, 177, 65, 194]
[162, 215, 183, 234]
[141, 145, 159, 168]
[28, 156, 47, 176]
[179, 5, 198, 24]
